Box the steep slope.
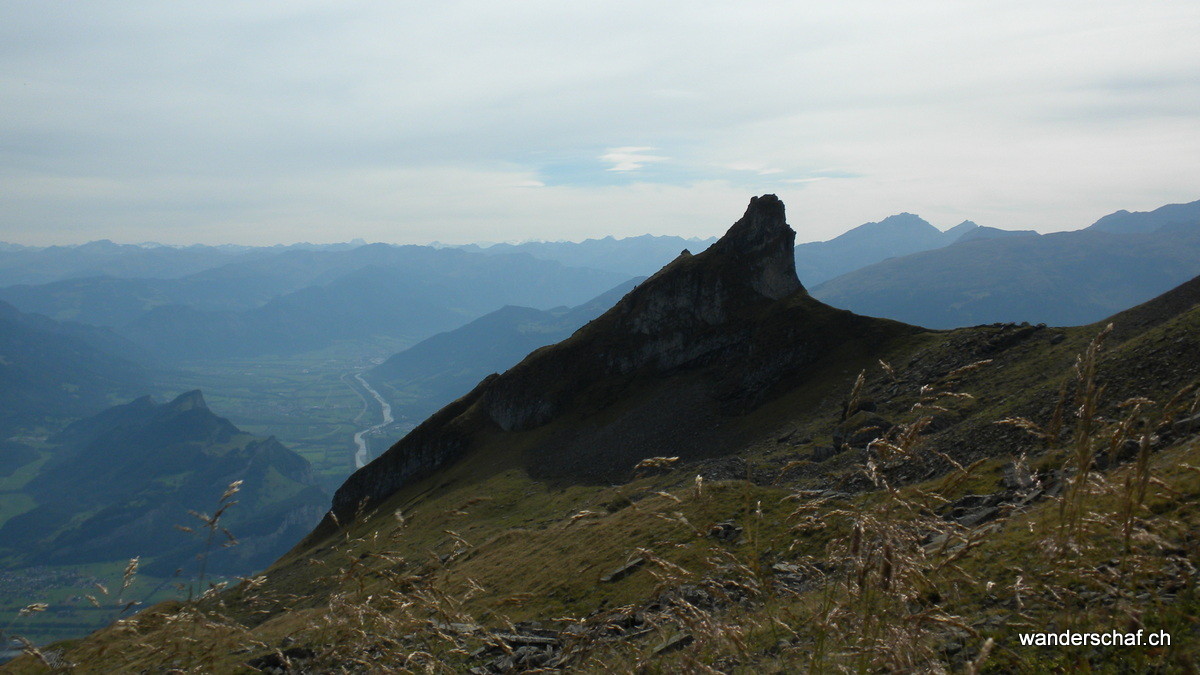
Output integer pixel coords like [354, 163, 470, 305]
[0, 391, 326, 576]
[326, 194, 916, 523]
[35, 200, 1200, 673]
[366, 278, 644, 425]
[793, 212, 968, 286]
[813, 222, 1200, 327]
[1102, 271, 1200, 341]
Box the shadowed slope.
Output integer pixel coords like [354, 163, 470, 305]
[323, 195, 916, 525]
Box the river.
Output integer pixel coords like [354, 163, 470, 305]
[351, 372, 394, 469]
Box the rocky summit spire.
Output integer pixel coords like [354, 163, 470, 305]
[602, 194, 805, 336]
[328, 195, 813, 522]
[707, 194, 804, 300]
[166, 389, 208, 412]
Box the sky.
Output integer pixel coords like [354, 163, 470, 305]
[2, 0, 1199, 246]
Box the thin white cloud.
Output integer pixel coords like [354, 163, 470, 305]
[600, 147, 669, 172]
[725, 162, 785, 175]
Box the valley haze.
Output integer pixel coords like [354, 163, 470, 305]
[2, 0, 1199, 670]
[1, 193, 1195, 672]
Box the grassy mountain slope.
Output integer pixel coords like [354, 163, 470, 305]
[13, 197, 1200, 672]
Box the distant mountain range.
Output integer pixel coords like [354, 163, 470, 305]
[2, 198, 1198, 370]
[366, 278, 643, 425]
[0, 391, 326, 577]
[0, 239, 368, 287]
[455, 234, 718, 277]
[1085, 199, 1200, 234]
[1, 246, 631, 361]
[813, 200, 1200, 328]
[795, 213, 978, 286]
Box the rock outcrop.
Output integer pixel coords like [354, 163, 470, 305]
[326, 195, 908, 524]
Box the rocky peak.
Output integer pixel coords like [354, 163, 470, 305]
[166, 389, 208, 412]
[605, 195, 805, 336]
[704, 194, 803, 300]
[327, 195, 817, 521]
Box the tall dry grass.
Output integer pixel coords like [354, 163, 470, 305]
[8, 324, 1198, 673]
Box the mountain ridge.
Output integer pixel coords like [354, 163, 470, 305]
[366, 278, 645, 427]
[34, 196, 1200, 673]
[813, 220, 1200, 328]
[793, 212, 972, 286]
[324, 194, 912, 526]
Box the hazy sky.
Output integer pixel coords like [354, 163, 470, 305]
[3, 1, 1199, 246]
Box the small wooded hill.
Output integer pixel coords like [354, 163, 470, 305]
[26, 197, 1200, 673]
[0, 391, 326, 578]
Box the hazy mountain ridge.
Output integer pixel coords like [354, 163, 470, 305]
[366, 278, 644, 426]
[123, 253, 630, 361]
[1085, 199, 1200, 234]
[455, 234, 719, 277]
[1, 246, 632, 362]
[0, 239, 369, 287]
[813, 208, 1200, 328]
[26, 196, 1200, 672]
[793, 212, 973, 286]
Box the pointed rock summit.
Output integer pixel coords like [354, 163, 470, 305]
[167, 389, 208, 412]
[598, 194, 804, 336]
[327, 195, 862, 522]
[707, 194, 804, 300]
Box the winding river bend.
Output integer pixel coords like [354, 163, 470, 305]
[351, 373, 393, 469]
